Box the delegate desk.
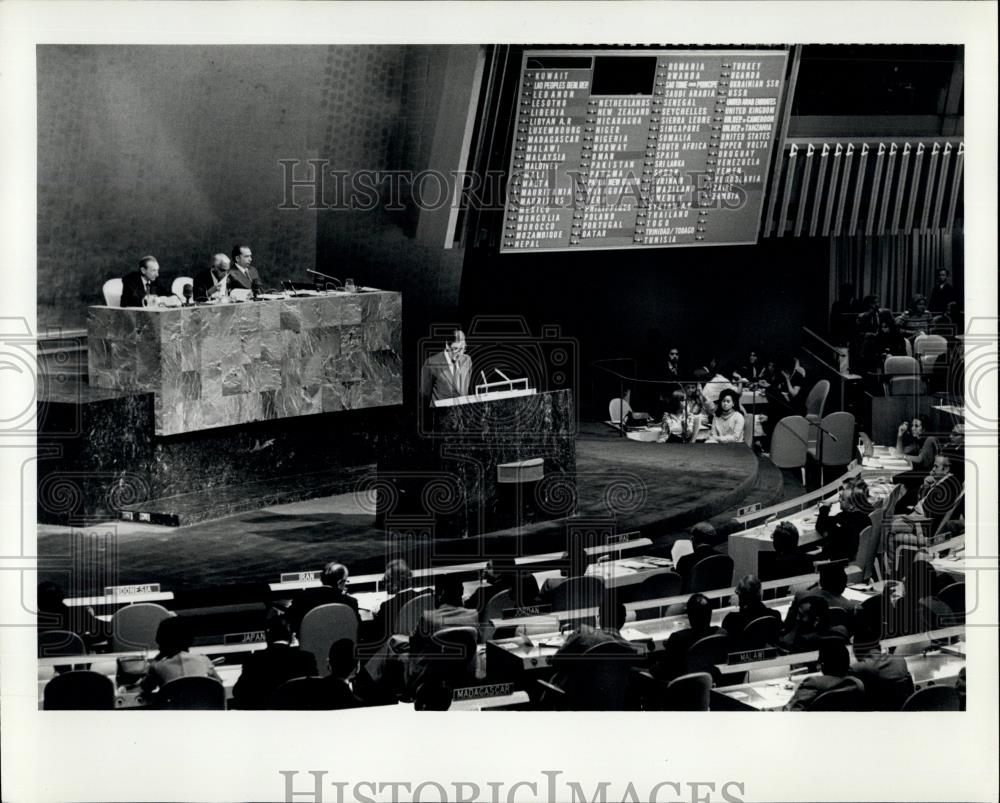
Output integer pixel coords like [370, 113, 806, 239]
[716, 644, 966, 711]
[729, 468, 897, 581]
[88, 290, 402, 435]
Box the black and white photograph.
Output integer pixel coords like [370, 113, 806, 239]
[1, 2, 997, 802]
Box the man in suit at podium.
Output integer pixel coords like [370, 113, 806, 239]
[120, 255, 169, 307]
[227, 243, 262, 292]
[420, 329, 472, 405]
[192, 253, 231, 301]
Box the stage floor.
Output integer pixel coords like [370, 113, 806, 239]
[37, 427, 770, 593]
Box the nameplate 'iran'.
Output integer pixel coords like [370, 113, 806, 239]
[279, 571, 322, 583]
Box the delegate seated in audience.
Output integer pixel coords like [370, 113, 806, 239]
[733, 350, 767, 385]
[536, 537, 591, 605]
[550, 600, 632, 674]
[862, 313, 907, 372]
[896, 294, 933, 338]
[693, 365, 738, 416]
[932, 301, 962, 333]
[653, 593, 727, 681]
[683, 382, 707, 417]
[783, 641, 857, 710]
[784, 564, 861, 631]
[706, 388, 744, 443]
[758, 521, 814, 581]
[366, 559, 423, 645]
[139, 615, 221, 697]
[888, 559, 951, 638]
[816, 477, 870, 562]
[721, 574, 781, 642]
[36, 581, 111, 646]
[465, 555, 539, 613]
[895, 416, 940, 472]
[232, 614, 318, 710]
[888, 455, 963, 553]
[675, 522, 719, 591]
[778, 593, 830, 653]
[287, 561, 360, 635]
[658, 391, 698, 443]
[320, 638, 364, 709]
[849, 620, 915, 711]
[856, 294, 885, 337]
[411, 574, 479, 651]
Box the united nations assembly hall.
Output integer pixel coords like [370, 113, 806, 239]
[18, 36, 987, 724]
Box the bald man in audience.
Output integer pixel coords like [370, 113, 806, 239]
[287, 561, 360, 635]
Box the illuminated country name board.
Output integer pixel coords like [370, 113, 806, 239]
[501, 50, 788, 252]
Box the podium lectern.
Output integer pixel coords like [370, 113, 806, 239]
[377, 388, 576, 538]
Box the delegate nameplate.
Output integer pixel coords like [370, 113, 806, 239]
[103, 583, 161, 598]
[501, 49, 788, 252]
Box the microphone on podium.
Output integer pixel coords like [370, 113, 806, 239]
[306, 269, 342, 289]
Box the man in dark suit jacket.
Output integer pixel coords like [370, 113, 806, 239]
[420, 329, 472, 405]
[408, 574, 479, 693]
[654, 593, 727, 681]
[319, 638, 364, 709]
[227, 243, 262, 291]
[758, 521, 816, 581]
[192, 253, 231, 301]
[783, 564, 861, 634]
[784, 642, 860, 710]
[849, 625, 915, 711]
[676, 522, 720, 591]
[231, 617, 318, 709]
[287, 561, 360, 636]
[120, 256, 169, 308]
[465, 556, 540, 614]
[721, 574, 781, 644]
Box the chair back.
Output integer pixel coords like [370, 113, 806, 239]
[770, 416, 810, 469]
[157, 675, 226, 710]
[43, 670, 116, 710]
[807, 677, 865, 711]
[685, 633, 729, 677]
[38, 629, 87, 660]
[884, 355, 920, 376]
[900, 685, 960, 711]
[633, 571, 682, 603]
[171, 276, 194, 300]
[888, 375, 927, 396]
[935, 581, 965, 625]
[111, 603, 174, 652]
[608, 398, 627, 425]
[827, 606, 853, 630]
[394, 592, 436, 638]
[551, 575, 606, 613]
[102, 278, 124, 307]
[804, 379, 830, 420]
[739, 615, 781, 650]
[914, 334, 948, 360]
[480, 588, 512, 641]
[743, 411, 755, 446]
[299, 603, 359, 676]
[817, 412, 856, 467]
[852, 524, 879, 582]
[664, 671, 713, 711]
[687, 554, 734, 593]
[564, 640, 641, 711]
[270, 676, 331, 710]
[423, 626, 479, 686]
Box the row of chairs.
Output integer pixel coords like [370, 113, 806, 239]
[882, 348, 948, 396]
[770, 410, 855, 486]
